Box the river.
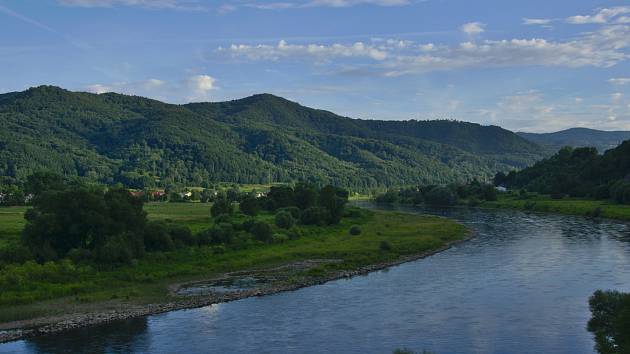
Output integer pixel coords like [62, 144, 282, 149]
[2, 204, 630, 354]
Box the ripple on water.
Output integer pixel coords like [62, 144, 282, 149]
[2, 204, 630, 354]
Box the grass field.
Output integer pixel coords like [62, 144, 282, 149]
[481, 194, 630, 221]
[0, 202, 466, 324]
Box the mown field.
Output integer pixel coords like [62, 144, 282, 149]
[482, 194, 630, 221]
[0, 202, 466, 324]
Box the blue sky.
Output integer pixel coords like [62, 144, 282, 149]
[1, 0, 629, 132]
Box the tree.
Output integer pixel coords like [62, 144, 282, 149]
[294, 183, 317, 210]
[424, 186, 457, 206]
[211, 195, 233, 217]
[266, 186, 294, 210]
[24, 172, 66, 196]
[318, 185, 348, 224]
[22, 187, 147, 261]
[250, 221, 272, 243]
[588, 290, 630, 354]
[239, 196, 261, 216]
[275, 211, 294, 229]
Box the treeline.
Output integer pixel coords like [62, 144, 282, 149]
[588, 290, 630, 354]
[374, 180, 498, 207]
[3, 174, 350, 266]
[495, 142, 630, 203]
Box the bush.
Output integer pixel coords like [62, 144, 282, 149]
[239, 196, 261, 216]
[197, 229, 213, 246]
[300, 206, 328, 225]
[168, 225, 195, 247]
[349, 225, 362, 235]
[241, 218, 256, 232]
[275, 210, 295, 229]
[144, 221, 175, 252]
[278, 206, 301, 219]
[272, 233, 289, 244]
[588, 290, 630, 354]
[379, 240, 392, 252]
[212, 245, 226, 255]
[286, 227, 304, 240]
[66, 248, 92, 264]
[250, 222, 272, 243]
[424, 186, 457, 206]
[585, 207, 602, 218]
[0, 244, 34, 265]
[210, 223, 235, 244]
[96, 234, 133, 264]
[211, 196, 233, 217]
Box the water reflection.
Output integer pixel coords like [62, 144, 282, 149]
[21, 317, 148, 354]
[2, 204, 630, 354]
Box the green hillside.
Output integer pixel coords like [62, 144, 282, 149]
[0, 86, 545, 190]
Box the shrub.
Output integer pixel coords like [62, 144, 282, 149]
[66, 248, 92, 264]
[213, 214, 233, 225]
[349, 225, 362, 235]
[210, 223, 235, 244]
[250, 222, 273, 243]
[211, 196, 233, 217]
[379, 240, 392, 252]
[278, 206, 301, 219]
[197, 229, 213, 246]
[239, 196, 261, 216]
[241, 218, 256, 232]
[585, 207, 602, 218]
[287, 227, 303, 240]
[424, 186, 457, 206]
[272, 233, 289, 244]
[275, 210, 295, 229]
[300, 207, 328, 225]
[144, 221, 175, 252]
[588, 290, 630, 354]
[212, 245, 226, 255]
[0, 244, 34, 265]
[96, 234, 133, 264]
[168, 225, 196, 247]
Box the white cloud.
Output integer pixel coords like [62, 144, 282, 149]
[244, 0, 411, 10]
[612, 92, 623, 102]
[220, 40, 388, 61]
[566, 6, 630, 24]
[523, 18, 552, 26]
[58, 0, 206, 10]
[188, 75, 216, 91]
[60, 0, 413, 11]
[218, 23, 630, 75]
[187, 75, 217, 101]
[83, 77, 210, 102]
[86, 83, 112, 94]
[460, 22, 485, 35]
[609, 78, 630, 85]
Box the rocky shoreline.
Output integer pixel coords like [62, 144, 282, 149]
[0, 232, 473, 344]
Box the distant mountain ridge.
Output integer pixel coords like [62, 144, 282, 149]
[518, 128, 630, 153]
[0, 86, 546, 190]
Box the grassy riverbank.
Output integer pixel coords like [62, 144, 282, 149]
[0, 203, 466, 326]
[481, 194, 630, 221]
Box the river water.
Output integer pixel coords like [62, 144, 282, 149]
[2, 204, 630, 354]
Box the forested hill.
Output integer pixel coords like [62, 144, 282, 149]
[518, 128, 630, 153]
[495, 142, 630, 200]
[0, 86, 545, 190]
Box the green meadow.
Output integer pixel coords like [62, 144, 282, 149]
[0, 202, 466, 324]
[482, 194, 630, 221]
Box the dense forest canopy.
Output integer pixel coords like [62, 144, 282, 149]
[0, 86, 546, 191]
[495, 142, 630, 202]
